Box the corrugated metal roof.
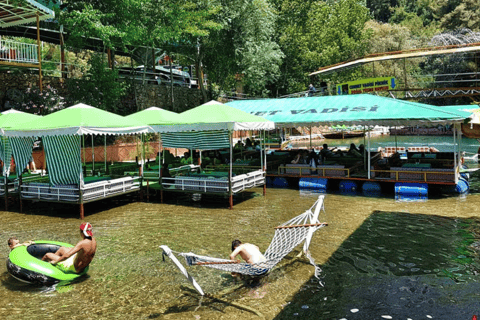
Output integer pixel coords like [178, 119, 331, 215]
[0, 0, 55, 28]
[310, 43, 480, 76]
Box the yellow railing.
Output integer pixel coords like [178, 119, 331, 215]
[277, 165, 350, 177]
[371, 169, 455, 182]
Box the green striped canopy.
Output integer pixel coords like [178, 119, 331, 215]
[162, 130, 230, 150]
[3, 103, 152, 137]
[226, 94, 473, 127]
[154, 100, 274, 133]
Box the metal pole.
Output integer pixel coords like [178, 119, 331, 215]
[91, 135, 94, 172]
[453, 124, 457, 184]
[229, 131, 233, 209]
[367, 127, 371, 179]
[104, 135, 107, 174]
[36, 13, 43, 91]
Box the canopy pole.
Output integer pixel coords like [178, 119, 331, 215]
[367, 127, 371, 179]
[309, 126, 312, 149]
[142, 133, 145, 177]
[263, 130, 267, 196]
[82, 135, 86, 168]
[363, 126, 366, 170]
[229, 131, 233, 210]
[395, 126, 398, 151]
[159, 137, 163, 203]
[453, 124, 457, 184]
[104, 135, 107, 174]
[91, 135, 94, 172]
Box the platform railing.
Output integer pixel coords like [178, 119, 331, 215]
[0, 39, 39, 63]
[278, 165, 350, 177]
[371, 169, 456, 183]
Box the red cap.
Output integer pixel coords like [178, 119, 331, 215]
[80, 222, 93, 237]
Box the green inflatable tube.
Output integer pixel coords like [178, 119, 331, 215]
[7, 240, 89, 284]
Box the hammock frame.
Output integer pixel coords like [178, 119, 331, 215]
[160, 194, 327, 296]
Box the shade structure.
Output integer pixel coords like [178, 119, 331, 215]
[154, 100, 274, 133]
[0, 0, 55, 28]
[2, 103, 152, 137]
[226, 94, 473, 127]
[125, 106, 184, 130]
[0, 110, 40, 129]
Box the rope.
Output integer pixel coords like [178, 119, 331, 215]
[163, 195, 327, 280]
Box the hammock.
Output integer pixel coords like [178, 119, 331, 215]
[160, 195, 328, 295]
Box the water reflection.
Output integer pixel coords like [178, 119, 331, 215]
[275, 211, 480, 320]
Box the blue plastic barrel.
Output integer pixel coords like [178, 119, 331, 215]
[266, 177, 274, 187]
[362, 181, 381, 197]
[455, 178, 469, 194]
[299, 177, 327, 190]
[272, 177, 289, 188]
[395, 183, 428, 201]
[339, 180, 357, 192]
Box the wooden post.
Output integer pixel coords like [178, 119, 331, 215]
[107, 48, 113, 69]
[146, 180, 150, 202]
[36, 13, 43, 91]
[80, 204, 84, 220]
[60, 25, 66, 82]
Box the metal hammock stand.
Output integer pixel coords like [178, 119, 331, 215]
[160, 195, 328, 296]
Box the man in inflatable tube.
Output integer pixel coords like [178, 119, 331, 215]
[42, 223, 97, 274]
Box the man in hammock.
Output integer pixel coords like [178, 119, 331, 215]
[230, 240, 266, 264]
[229, 240, 267, 278]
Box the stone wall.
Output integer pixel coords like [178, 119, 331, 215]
[134, 83, 208, 112]
[0, 71, 208, 113]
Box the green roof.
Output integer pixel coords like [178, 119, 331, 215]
[3, 103, 151, 137]
[125, 107, 183, 125]
[226, 94, 473, 127]
[154, 100, 274, 132]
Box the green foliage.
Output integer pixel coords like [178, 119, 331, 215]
[273, 0, 370, 94]
[432, 0, 480, 32]
[66, 53, 126, 114]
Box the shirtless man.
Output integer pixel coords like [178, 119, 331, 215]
[7, 237, 34, 250]
[42, 223, 97, 274]
[230, 239, 266, 264]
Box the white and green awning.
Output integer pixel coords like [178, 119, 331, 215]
[154, 100, 274, 133]
[161, 130, 230, 150]
[226, 94, 473, 127]
[3, 103, 153, 137]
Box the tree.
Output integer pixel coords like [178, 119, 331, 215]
[273, 0, 371, 95]
[196, 0, 283, 97]
[432, 0, 480, 32]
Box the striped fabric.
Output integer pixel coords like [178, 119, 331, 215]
[9, 137, 35, 175]
[0, 137, 13, 177]
[43, 135, 82, 186]
[161, 130, 230, 150]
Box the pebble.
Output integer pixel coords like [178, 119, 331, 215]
[350, 309, 359, 313]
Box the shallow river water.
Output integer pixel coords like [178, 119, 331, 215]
[1, 185, 480, 320]
[1, 134, 480, 319]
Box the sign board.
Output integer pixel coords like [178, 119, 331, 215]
[336, 77, 396, 95]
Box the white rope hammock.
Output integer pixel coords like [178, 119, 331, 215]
[161, 195, 328, 295]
